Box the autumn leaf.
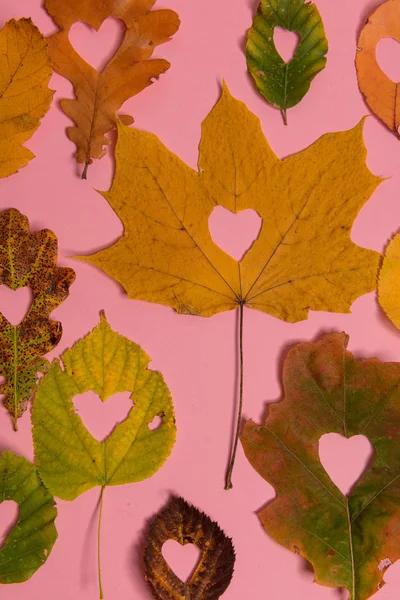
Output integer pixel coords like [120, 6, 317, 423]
[44, 0, 180, 178]
[246, 0, 328, 124]
[77, 85, 381, 487]
[0, 450, 58, 584]
[356, 0, 400, 138]
[0, 18, 53, 178]
[144, 496, 235, 600]
[378, 234, 400, 328]
[241, 332, 400, 599]
[79, 85, 380, 323]
[0, 209, 75, 430]
[32, 311, 176, 597]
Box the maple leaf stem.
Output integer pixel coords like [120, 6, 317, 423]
[282, 109, 288, 126]
[98, 485, 106, 599]
[225, 302, 244, 490]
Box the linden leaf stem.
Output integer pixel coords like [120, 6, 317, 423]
[98, 485, 105, 599]
[225, 302, 244, 490]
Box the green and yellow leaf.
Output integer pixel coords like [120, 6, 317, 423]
[32, 311, 176, 501]
[242, 332, 400, 600]
[246, 0, 328, 123]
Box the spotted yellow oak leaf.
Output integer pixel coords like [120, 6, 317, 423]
[78, 84, 382, 323]
[0, 18, 53, 178]
[378, 234, 400, 328]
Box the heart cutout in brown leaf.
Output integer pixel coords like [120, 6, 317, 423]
[144, 497, 235, 599]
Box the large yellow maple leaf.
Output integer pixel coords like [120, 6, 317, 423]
[80, 85, 381, 323]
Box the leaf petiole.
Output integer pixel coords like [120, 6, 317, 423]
[98, 486, 106, 599]
[225, 302, 244, 490]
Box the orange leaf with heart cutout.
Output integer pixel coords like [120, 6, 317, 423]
[77, 84, 382, 487]
[242, 332, 400, 600]
[144, 497, 235, 599]
[44, 0, 180, 178]
[356, 0, 400, 138]
[0, 208, 75, 430]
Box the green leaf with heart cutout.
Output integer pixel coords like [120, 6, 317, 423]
[241, 332, 400, 599]
[32, 311, 176, 501]
[32, 311, 176, 598]
[0, 451, 58, 584]
[246, 0, 328, 124]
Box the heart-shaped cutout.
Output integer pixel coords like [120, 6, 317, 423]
[73, 391, 133, 442]
[0, 286, 33, 326]
[208, 207, 262, 261]
[0, 500, 19, 549]
[69, 17, 125, 72]
[319, 433, 374, 496]
[376, 37, 400, 84]
[162, 539, 202, 583]
[274, 27, 300, 63]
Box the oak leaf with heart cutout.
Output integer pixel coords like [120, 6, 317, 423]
[241, 332, 400, 600]
[144, 496, 235, 599]
[44, 0, 180, 177]
[0, 209, 75, 430]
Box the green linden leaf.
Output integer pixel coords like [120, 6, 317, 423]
[32, 311, 176, 501]
[246, 0, 328, 124]
[0, 451, 58, 584]
[241, 332, 400, 600]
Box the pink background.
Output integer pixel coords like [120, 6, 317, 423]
[1, 0, 400, 598]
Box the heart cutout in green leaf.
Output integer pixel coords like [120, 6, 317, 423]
[0, 451, 57, 584]
[32, 311, 176, 598]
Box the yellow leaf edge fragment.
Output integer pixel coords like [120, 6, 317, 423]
[241, 331, 400, 600]
[0, 18, 53, 178]
[0, 451, 58, 584]
[43, 0, 180, 178]
[77, 84, 382, 324]
[0, 208, 76, 431]
[144, 496, 235, 600]
[356, 0, 400, 138]
[378, 233, 400, 329]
